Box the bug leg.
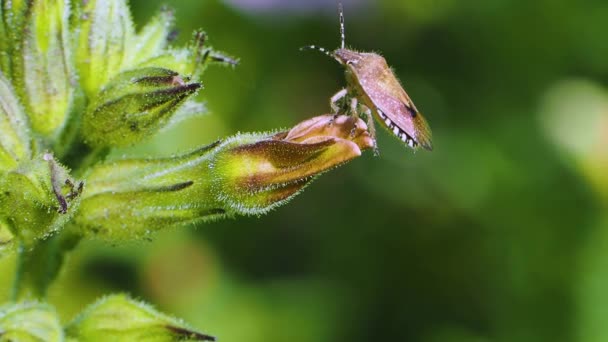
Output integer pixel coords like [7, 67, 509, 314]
[348, 97, 359, 137]
[362, 106, 379, 155]
[349, 96, 356, 114]
[330, 88, 348, 115]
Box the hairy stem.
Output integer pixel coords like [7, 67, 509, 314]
[12, 231, 81, 300]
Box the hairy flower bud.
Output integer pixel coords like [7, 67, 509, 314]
[0, 302, 63, 341]
[212, 115, 374, 213]
[74, 115, 372, 240]
[0, 72, 30, 170]
[0, 153, 82, 247]
[81, 67, 201, 148]
[75, 0, 134, 97]
[66, 294, 215, 341]
[5, 0, 73, 138]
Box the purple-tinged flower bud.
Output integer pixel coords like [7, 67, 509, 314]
[211, 114, 373, 213]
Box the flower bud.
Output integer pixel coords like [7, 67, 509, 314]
[0, 72, 30, 171]
[66, 294, 215, 341]
[81, 67, 201, 148]
[75, 0, 135, 97]
[0, 153, 82, 247]
[0, 302, 63, 342]
[9, 0, 73, 138]
[74, 115, 372, 240]
[211, 114, 373, 213]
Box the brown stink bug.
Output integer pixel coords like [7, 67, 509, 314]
[302, 4, 433, 151]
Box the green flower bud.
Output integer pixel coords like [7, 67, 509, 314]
[0, 71, 30, 171]
[81, 67, 201, 148]
[0, 302, 63, 342]
[75, 0, 135, 97]
[74, 115, 372, 240]
[9, 0, 73, 138]
[0, 153, 82, 247]
[66, 294, 215, 342]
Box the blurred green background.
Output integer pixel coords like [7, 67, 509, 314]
[4, 0, 608, 341]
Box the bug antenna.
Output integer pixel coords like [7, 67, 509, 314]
[338, 3, 345, 49]
[300, 45, 334, 59]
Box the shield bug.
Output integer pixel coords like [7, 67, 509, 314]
[302, 4, 432, 151]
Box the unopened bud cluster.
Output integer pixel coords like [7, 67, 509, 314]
[0, 0, 234, 250]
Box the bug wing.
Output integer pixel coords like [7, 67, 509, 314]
[346, 53, 433, 150]
[368, 88, 433, 151]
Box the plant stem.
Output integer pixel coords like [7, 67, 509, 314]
[12, 231, 81, 301]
